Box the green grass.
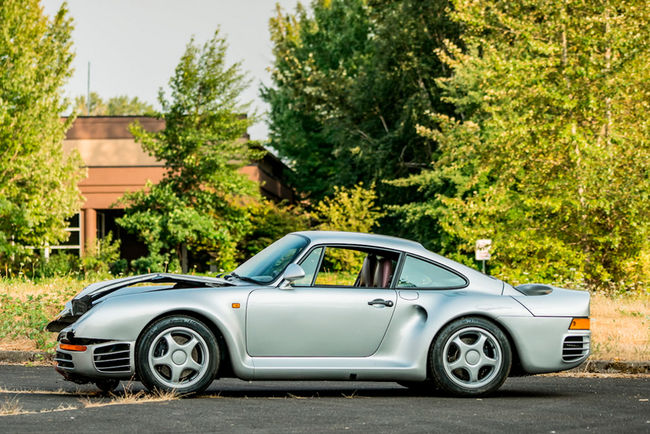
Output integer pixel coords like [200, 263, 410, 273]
[0, 276, 96, 351]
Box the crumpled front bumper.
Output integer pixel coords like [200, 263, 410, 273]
[54, 340, 136, 383]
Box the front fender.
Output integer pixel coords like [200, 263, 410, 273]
[67, 288, 249, 371]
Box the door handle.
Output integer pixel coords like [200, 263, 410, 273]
[368, 298, 394, 307]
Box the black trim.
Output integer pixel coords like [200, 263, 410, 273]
[312, 247, 326, 286]
[295, 243, 402, 289]
[293, 246, 325, 287]
[515, 284, 553, 296]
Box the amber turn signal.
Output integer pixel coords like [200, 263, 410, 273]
[232, 303, 241, 309]
[59, 343, 87, 352]
[569, 318, 590, 330]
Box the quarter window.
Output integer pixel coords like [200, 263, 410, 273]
[293, 247, 323, 286]
[397, 256, 466, 289]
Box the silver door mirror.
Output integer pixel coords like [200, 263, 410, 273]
[279, 263, 305, 289]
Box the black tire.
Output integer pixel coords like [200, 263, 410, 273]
[95, 378, 120, 393]
[430, 317, 511, 396]
[136, 315, 219, 395]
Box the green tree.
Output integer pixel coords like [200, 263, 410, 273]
[236, 200, 311, 262]
[262, 0, 459, 202]
[73, 92, 106, 115]
[117, 30, 260, 272]
[0, 0, 84, 272]
[315, 183, 383, 233]
[74, 92, 154, 115]
[393, 0, 650, 288]
[314, 182, 384, 270]
[106, 95, 154, 115]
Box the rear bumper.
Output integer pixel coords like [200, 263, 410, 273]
[499, 316, 590, 374]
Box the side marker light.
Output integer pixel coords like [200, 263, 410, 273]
[569, 318, 590, 330]
[232, 303, 241, 309]
[59, 343, 87, 352]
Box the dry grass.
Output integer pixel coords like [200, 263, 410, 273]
[0, 385, 178, 417]
[590, 292, 649, 361]
[0, 277, 94, 351]
[0, 337, 39, 352]
[543, 372, 646, 378]
[78, 384, 179, 409]
[0, 397, 24, 416]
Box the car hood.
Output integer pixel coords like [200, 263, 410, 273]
[46, 273, 234, 332]
[74, 273, 232, 301]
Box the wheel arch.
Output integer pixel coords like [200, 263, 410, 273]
[136, 309, 234, 378]
[426, 313, 522, 379]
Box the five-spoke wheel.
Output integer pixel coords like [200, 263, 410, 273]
[136, 316, 219, 395]
[430, 317, 511, 396]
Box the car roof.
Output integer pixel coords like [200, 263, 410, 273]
[290, 231, 502, 294]
[291, 230, 428, 255]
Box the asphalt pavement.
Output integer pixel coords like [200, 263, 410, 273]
[0, 365, 648, 433]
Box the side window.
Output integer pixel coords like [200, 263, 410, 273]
[397, 256, 466, 289]
[293, 247, 323, 286]
[309, 246, 398, 288]
[314, 247, 365, 286]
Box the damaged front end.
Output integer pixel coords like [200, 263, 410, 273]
[46, 272, 231, 332]
[47, 273, 233, 385]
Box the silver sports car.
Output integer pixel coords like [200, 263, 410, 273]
[47, 231, 590, 396]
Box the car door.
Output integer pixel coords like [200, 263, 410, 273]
[246, 246, 399, 357]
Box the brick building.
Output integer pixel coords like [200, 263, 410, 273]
[58, 116, 293, 260]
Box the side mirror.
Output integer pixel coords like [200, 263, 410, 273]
[279, 263, 305, 289]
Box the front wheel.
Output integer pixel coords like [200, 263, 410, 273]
[136, 316, 219, 395]
[430, 317, 511, 396]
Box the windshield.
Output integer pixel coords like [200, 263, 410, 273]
[233, 234, 309, 283]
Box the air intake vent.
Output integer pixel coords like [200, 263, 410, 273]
[93, 343, 131, 373]
[54, 351, 74, 369]
[562, 335, 590, 362]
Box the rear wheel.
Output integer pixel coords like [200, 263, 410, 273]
[430, 317, 511, 396]
[136, 316, 219, 395]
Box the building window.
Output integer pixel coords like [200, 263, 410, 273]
[49, 213, 82, 257]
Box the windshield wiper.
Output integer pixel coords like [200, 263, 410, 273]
[228, 272, 261, 284]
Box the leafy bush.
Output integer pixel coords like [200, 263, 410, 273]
[38, 252, 81, 278]
[81, 233, 122, 276]
[130, 252, 180, 275]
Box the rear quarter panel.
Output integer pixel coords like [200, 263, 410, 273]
[373, 289, 533, 380]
